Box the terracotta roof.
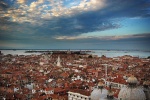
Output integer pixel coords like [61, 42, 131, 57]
[45, 88, 54, 91]
[60, 72, 69, 78]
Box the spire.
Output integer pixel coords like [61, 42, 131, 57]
[56, 56, 62, 67]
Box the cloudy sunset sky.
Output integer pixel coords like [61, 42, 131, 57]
[0, 0, 150, 50]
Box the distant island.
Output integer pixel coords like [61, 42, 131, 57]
[25, 50, 91, 55]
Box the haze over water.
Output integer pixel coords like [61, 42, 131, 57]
[1, 49, 150, 58]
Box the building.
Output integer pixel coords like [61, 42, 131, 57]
[118, 75, 146, 100]
[90, 82, 108, 100]
[56, 56, 62, 67]
[68, 89, 91, 100]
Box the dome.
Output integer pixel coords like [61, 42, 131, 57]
[143, 80, 150, 100]
[107, 90, 114, 97]
[118, 87, 146, 100]
[98, 82, 104, 86]
[127, 75, 138, 84]
[91, 87, 108, 100]
[107, 90, 114, 100]
[98, 82, 104, 89]
[143, 80, 149, 86]
[118, 76, 146, 100]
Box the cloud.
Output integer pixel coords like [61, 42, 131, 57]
[54, 33, 150, 40]
[0, 33, 149, 50]
[17, 0, 26, 4]
[0, 0, 9, 12]
[1, 0, 149, 25]
[29, 0, 44, 12]
[0, 41, 32, 49]
[68, 0, 106, 14]
[51, 33, 150, 50]
[0, 0, 150, 45]
[0, 0, 106, 24]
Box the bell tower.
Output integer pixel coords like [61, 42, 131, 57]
[56, 56, 62, 67]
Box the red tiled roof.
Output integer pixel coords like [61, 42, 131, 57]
[45, 87, 54, 91]
[54, 88, 66, 93]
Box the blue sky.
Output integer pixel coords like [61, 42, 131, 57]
[0, 0, 150, 50]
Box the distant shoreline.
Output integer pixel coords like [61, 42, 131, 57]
[0, 49, 150, 52]
[25, 50, 91, 54]
[0, 49, 150, 58]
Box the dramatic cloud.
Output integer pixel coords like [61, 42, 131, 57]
[0, 0, 150, 49]
[54, 33, 150, 40]
[0, 0, 9, 10]
[17, 0, 26, 4]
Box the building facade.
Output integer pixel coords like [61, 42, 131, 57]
[68, 91, 91, 100]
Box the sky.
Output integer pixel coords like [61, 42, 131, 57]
[0, 0, 150, 50]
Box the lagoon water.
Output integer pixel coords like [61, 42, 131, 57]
[89, 50, 150, 58]
[0, 50, 150, 58]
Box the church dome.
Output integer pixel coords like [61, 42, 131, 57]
[143, 80, 149, 86]
[143, 80, 150, 100]
[127, 75, 138, 84]
[118, 87, 146, 100]
[118, 75, 146, 100]
[107, 90, 114, 97]
[91, 82, 108, 100]
[98, 82, 104, 88]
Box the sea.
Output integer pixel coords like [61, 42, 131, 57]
[0, 50, 150, 58]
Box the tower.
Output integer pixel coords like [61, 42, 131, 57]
[56, 56, 62, 67]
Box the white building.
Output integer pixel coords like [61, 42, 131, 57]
[104, 81, 126, 89]
[68, 91, 90, 100]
